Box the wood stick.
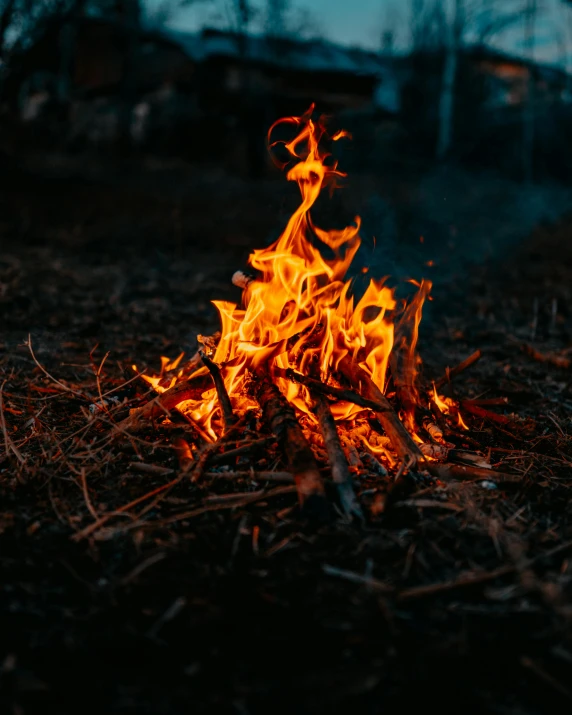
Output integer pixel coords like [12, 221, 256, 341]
[389, 279, 432, 414]
[203, 470, 294, 482]
[209, 436, 273, 464]
[338, 356, 423, 468]
[251, 370, 326, 510]
[274, 367, 391, 413]
[427, 462, 522, 484]
[434, 349, 482, 389]
[232, 270, 256, 289]
[312, 393, 363, 520]
[460, 401, 514, 425]
[397, 539, 572, 602]
[322, 564, 394, 593]
[114, 376, 210, 435]
[199, 351, 236, 431]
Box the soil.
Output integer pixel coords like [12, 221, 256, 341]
[1, 154, 572, 715]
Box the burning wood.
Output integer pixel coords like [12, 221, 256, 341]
[311, 392, 363, 520]
[199, 351, 236, 432]
[250, 369, 326, 511]
[116, 106, 498, 517]
[338, 356, 424, 469]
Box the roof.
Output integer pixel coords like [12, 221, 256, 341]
[160, 27, 400, 79]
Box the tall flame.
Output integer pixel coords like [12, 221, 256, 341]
[142, 106, 429, 438]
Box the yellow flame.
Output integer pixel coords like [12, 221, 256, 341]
[140, 106, 429, 436]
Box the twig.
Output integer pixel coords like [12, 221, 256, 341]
[251, 369, 326, 511]
[209, 436, 273, 464]
[0, 381, 25, 464]
[522, 343, 571, 370]
[274, 367, 391, 413]
[427, 462, 522, 484]
[199, 351, 236, 431]
[25, 335, 85, 399]
[204, 470, 293, 481]
[398, 539, 572, 602]
[460, 401, 515, 425]
[113, 376, 212, 440]
[322, 564, 394, 594]
[80, 468, 99, 520]
[312, 392, 363, 520]
[128, 462, 174, 477]
[338, 356, 423, 469]
[104, 485, 299, 536]
[71, 479, 178, 541]
[434, 349, 482, 389]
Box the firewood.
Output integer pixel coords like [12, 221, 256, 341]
[114, 375, 210, 435]
[209, 436, 273, 464]
[273, 366, 391, 413]
[311, 393, 363, 521]
[338, 356, 424, 469]
[203, 470, 294, 482]
[460, 401, 514, 425]
[389, 279, 432, 415]
[232, 270, 256, 290]
[199, 351, 236, 432]
[250, 370, 327, 512]
[427, 462, 522, 484]
[434, 349, 482, 389]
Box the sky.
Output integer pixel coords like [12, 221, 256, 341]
[148, 0, 572, 69]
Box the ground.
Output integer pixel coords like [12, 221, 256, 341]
[1, 152, 572, 714]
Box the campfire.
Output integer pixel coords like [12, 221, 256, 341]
[118, 106, 518, 519]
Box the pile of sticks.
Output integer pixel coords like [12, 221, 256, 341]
[114, 276, 520, 521]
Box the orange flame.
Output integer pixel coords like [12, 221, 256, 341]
[141, 107, 430, 438]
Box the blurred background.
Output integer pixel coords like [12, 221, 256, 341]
[1, 0, 572, 315]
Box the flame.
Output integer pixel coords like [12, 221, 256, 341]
[432, 384, 469, 431]
[140, 107, 430, 437]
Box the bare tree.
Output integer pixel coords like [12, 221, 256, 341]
[409, 0, 526, 160]
[522, 0, 536, 182]
[436, 0, 463, 160]
[144, 0, 212, 30]
[265, 0, 287, 37]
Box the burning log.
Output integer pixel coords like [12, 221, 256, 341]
[199, 351, 236, 432]
[311, 393, 363, 520]
[421, 413, 445, 443]
[250, 370, 327, 512]
[273, 367, 390, 413]
[338, 356, 424, 469]
[114, 375, 211, 437]
[434, 349, 482, 390]
[389, 279, 431, 416]
[232, 270, 256, 290]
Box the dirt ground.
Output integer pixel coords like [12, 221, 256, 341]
[1, 153, 572, 715]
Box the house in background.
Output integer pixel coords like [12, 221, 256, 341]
[4, 16, 572, 177]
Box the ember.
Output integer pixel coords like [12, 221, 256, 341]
[126, 106, 511, 516]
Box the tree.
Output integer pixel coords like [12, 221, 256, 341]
[522, 0, 537, 182]
[408, 0, 526, 160]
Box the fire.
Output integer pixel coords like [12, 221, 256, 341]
[140, 106, 430, 439]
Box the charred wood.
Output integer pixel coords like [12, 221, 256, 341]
[434, 349, 482, 389]
[274, 366, 391, 413]
[338, 356, 424, 469]
[311, 393, 363, 521]
[250, 370, 327, 512]
[199, 351, 236, 432]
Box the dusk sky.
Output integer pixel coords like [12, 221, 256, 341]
[148, 0, 572, 69]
